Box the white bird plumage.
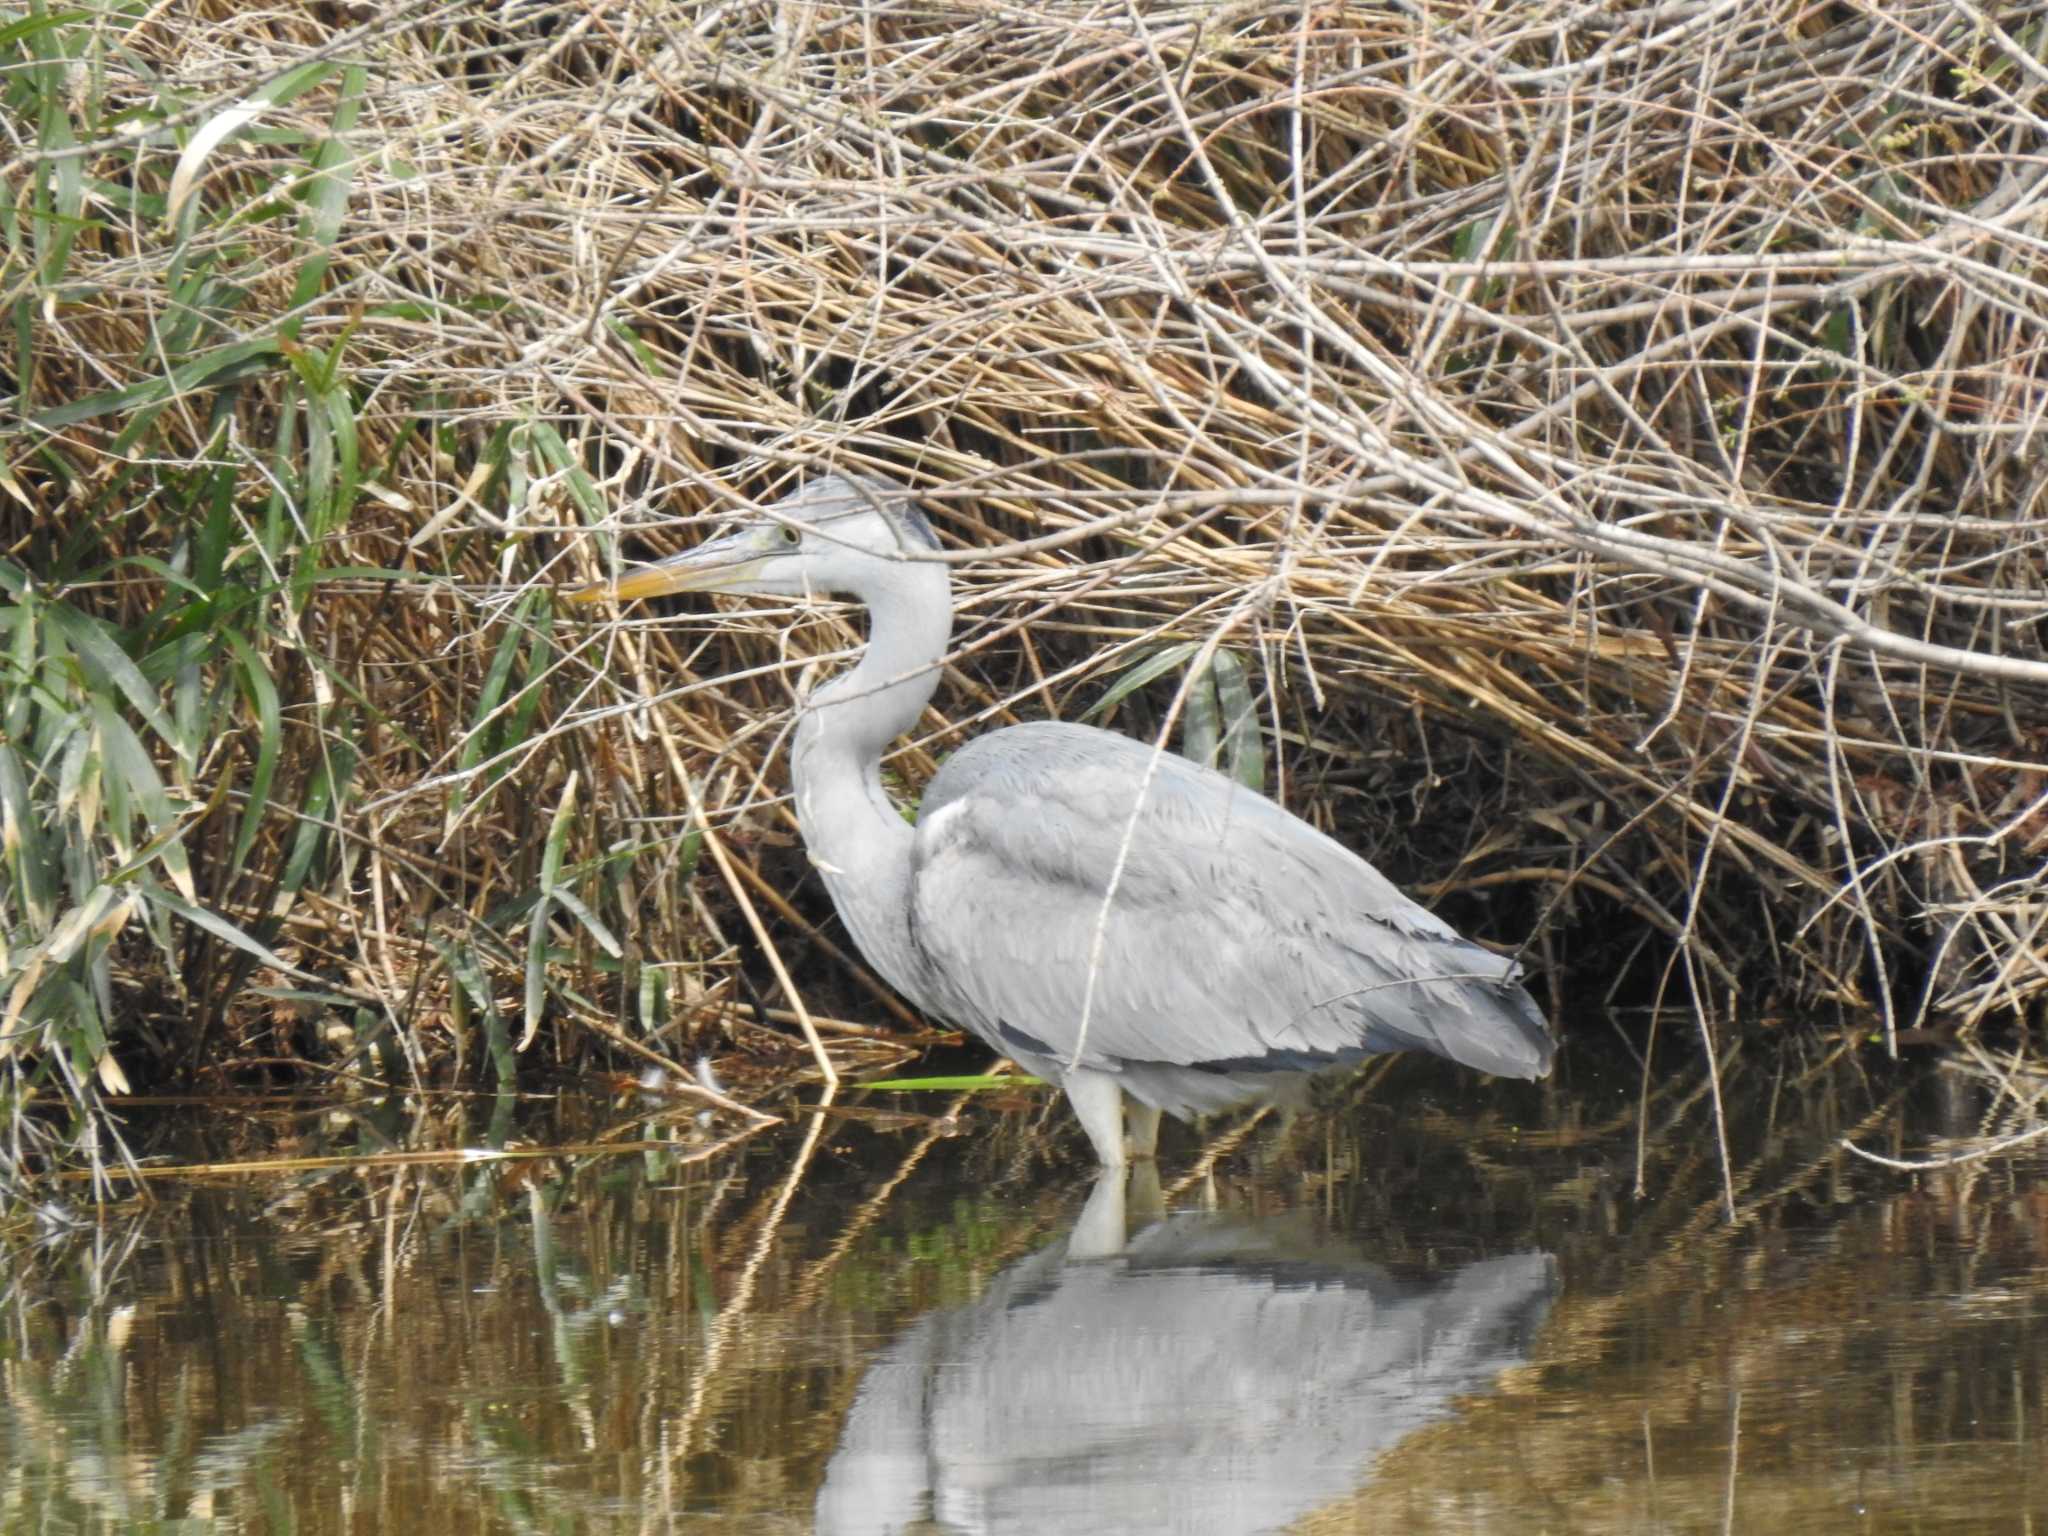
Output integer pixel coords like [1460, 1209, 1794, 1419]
[573, 475, 1554, 1166]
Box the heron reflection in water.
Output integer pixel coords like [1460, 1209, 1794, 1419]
[570, 476, 1554, 1164]
[815, 1188, 1557, 1536]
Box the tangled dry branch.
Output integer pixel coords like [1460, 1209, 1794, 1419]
[11, 0, 2048, 1082]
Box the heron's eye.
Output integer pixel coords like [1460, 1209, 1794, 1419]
[778, 525, 800, 545]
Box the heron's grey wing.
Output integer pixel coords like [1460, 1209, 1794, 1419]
[908, 722, 1551, 1089]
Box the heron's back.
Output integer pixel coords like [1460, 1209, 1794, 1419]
[903, 720, 1551, 1117]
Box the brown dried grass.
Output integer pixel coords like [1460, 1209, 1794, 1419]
[11, 0, 2048, 1098]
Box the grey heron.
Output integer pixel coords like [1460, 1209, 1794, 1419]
[570, 475, 1554, 1166]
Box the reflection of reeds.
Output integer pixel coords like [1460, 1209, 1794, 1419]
[5, 1060, 2043, 1530]
[8, 2, 2048, 1172]
[1334, 1163, 2048, 1529]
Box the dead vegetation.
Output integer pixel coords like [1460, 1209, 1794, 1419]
[6, 1, 2048, 1170]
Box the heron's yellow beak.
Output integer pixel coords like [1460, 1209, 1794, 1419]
[562, 547, 770, 606]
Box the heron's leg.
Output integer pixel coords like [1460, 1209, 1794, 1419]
[1124, 1098, 1162, 1161]
[1063, 1068, 1128, 1169]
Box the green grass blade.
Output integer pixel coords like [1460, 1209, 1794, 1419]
[33, 338, 281, 429]
[165, 58, 338, 228]
[1080, 640, 1198, 722]
[48, 604, 184, 764]
[0, 10, 95, 48]
[30, 45, 85, 289]
[146, 888, 333, 989]
[1211, 648, 1265, 794]
[551, 887, 622, 959]
[284, 63, 365, 332]
[222, 630, 282, 867]
[451, 589, 537, 817]
[521, 771, 578, 1049]
[0, 743, 56, 929]
[526, 423, 604, 522]
[92, 700, 196, 901]
[280, 721, 356, 897]
[861, 1074, 1045, 1092]
[504, 600, 553, 754]
[1181, 657, 1220, 769]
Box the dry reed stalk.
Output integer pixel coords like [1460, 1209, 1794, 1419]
[10, 0, 2047, 1118]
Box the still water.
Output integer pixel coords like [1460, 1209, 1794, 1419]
[2, 1048, 2043, 1533]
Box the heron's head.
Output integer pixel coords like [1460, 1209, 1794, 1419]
[564, 475, 938, 606]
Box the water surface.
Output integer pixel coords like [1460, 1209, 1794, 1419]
[2, 1050, 2042, 1533]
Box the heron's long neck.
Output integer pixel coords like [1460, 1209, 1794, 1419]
[791, 561, 952, 998]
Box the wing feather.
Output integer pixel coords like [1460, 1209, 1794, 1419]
[906, 722, 1551, 1098]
